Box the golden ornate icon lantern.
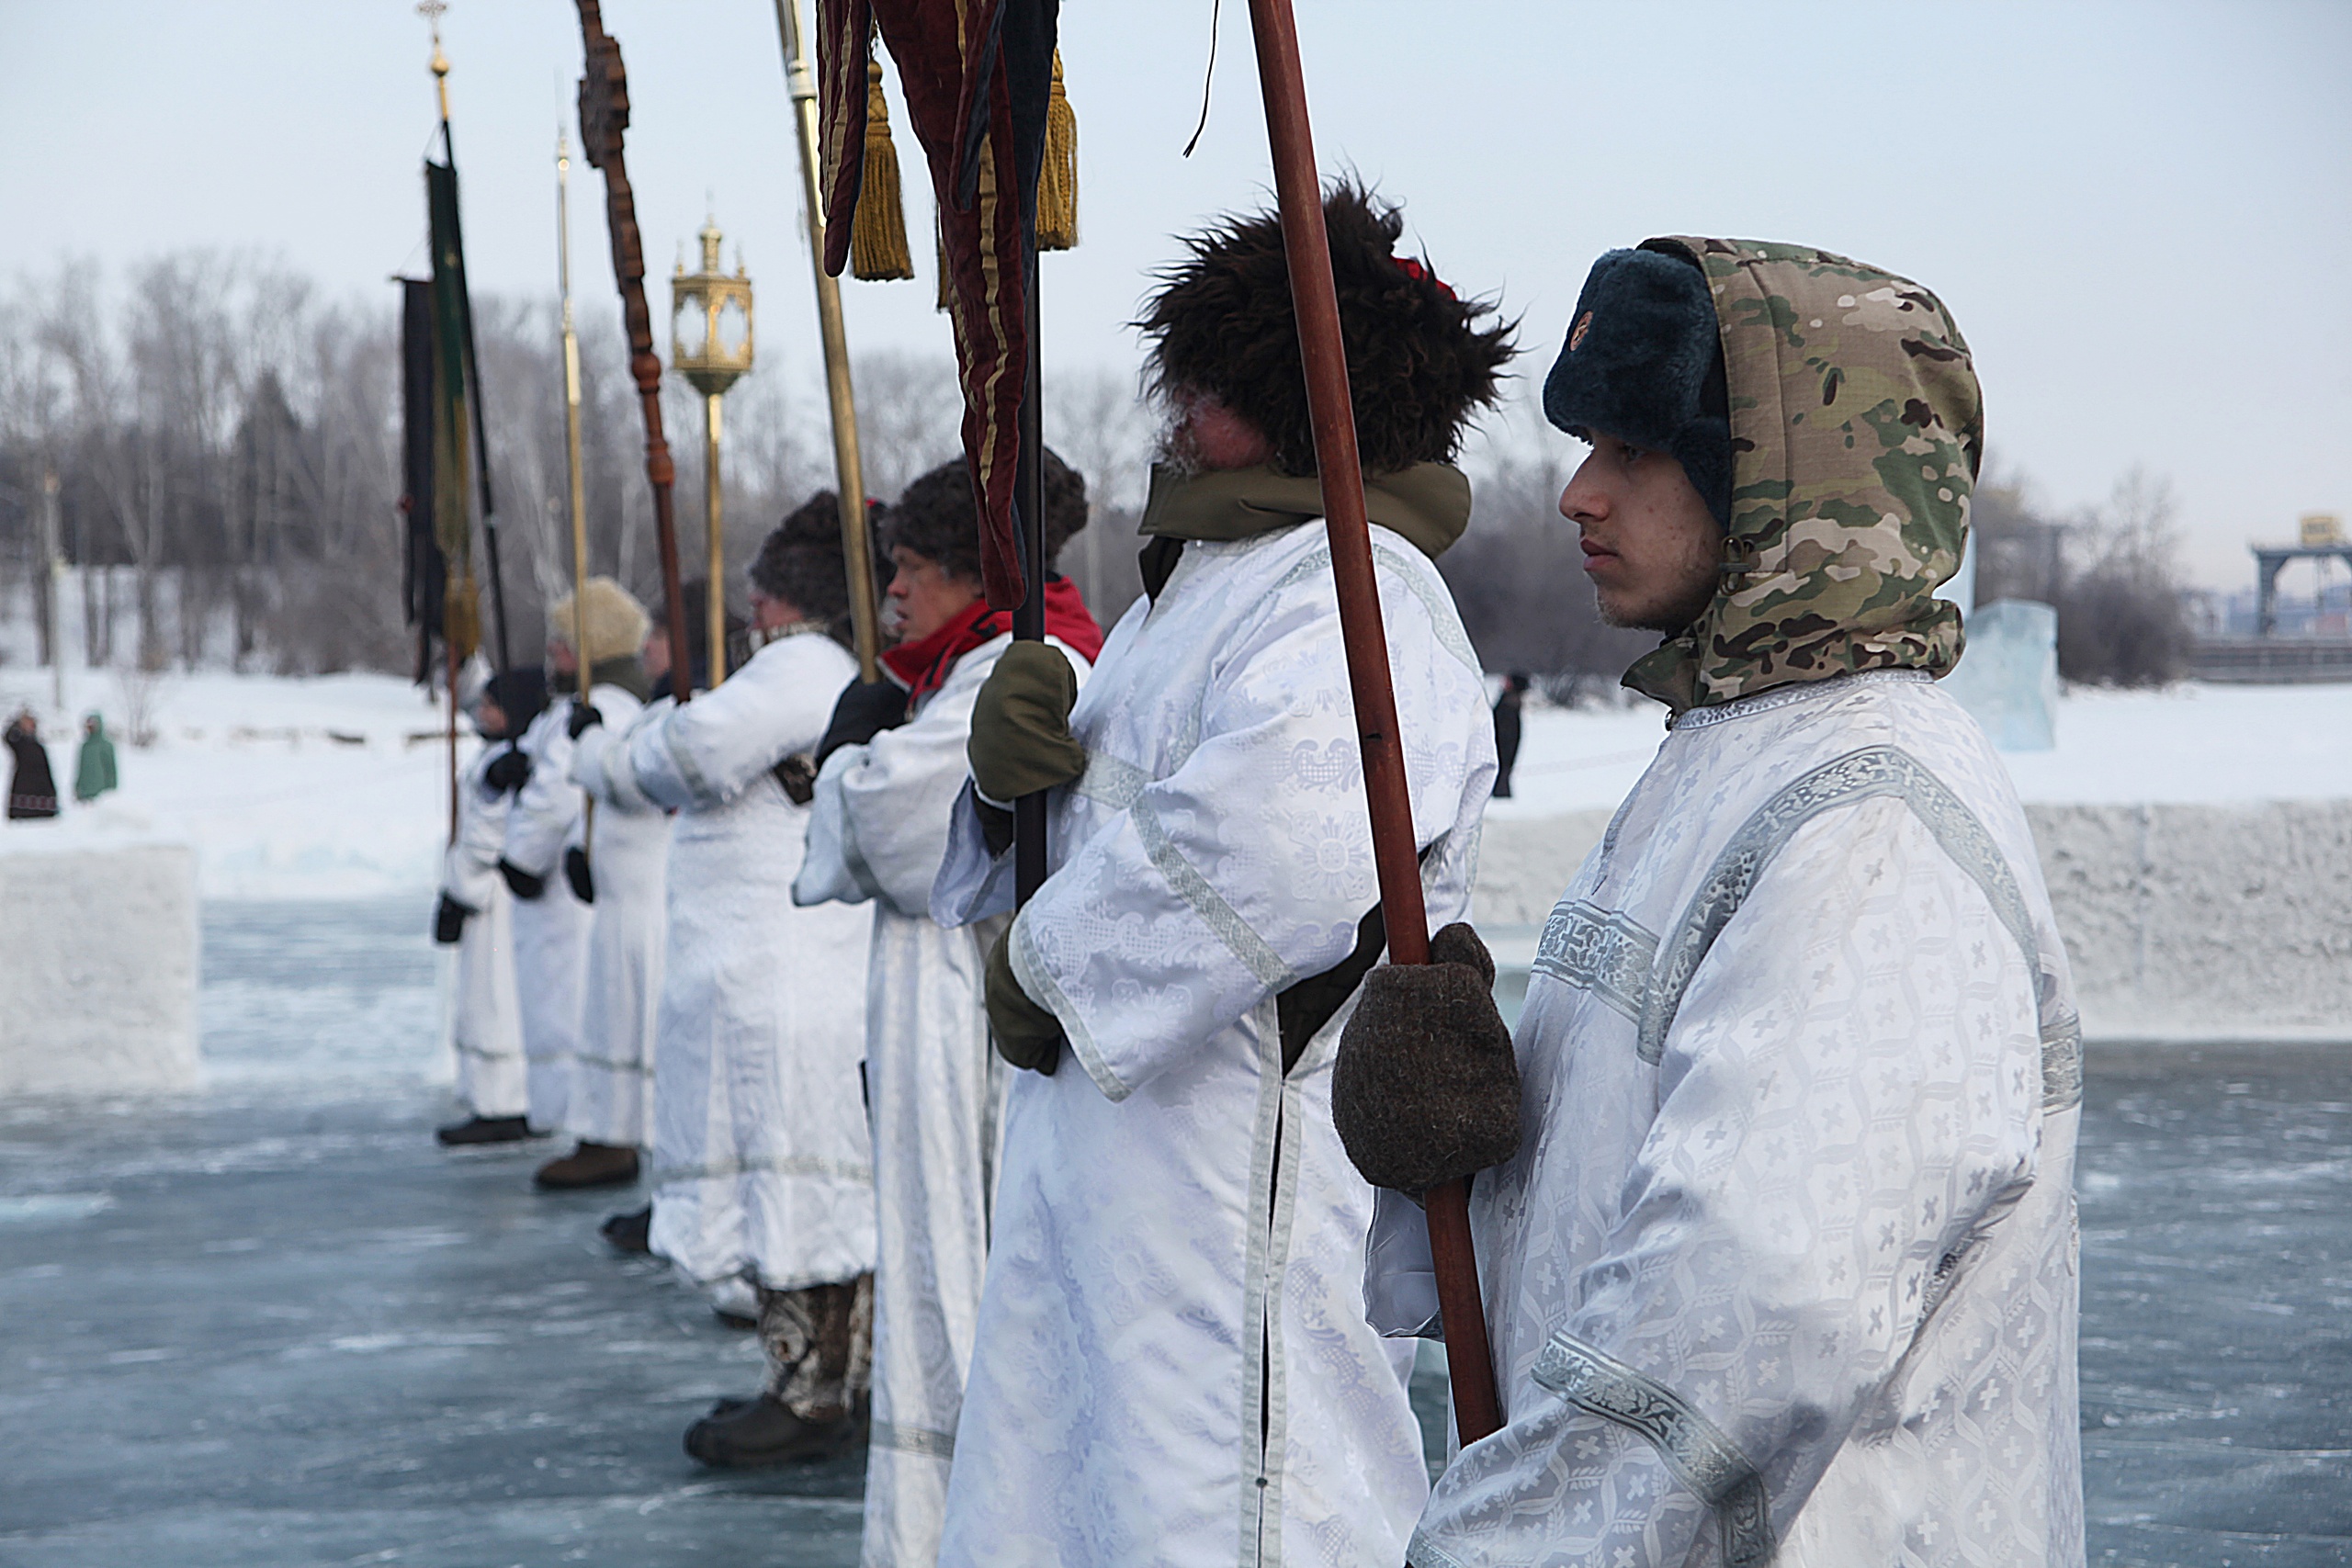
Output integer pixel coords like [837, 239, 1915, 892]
[671, 218, 752, 685]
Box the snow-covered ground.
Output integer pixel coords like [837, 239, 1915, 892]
[1490, 680, 2352, 818]
[0, 668, 458, 899]
[2, 665, 2347, 899]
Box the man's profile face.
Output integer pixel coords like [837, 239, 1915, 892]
[1160, 389, 1274, 473]
[884, 546, 982, 645]
[1559, 431, 1721, 634]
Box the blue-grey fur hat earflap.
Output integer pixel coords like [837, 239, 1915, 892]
[1542, 243, 1731, 527]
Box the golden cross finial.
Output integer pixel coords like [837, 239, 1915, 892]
[420, 0, 452, 119]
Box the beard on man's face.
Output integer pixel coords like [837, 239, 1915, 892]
[1592, 531, 1722, 636]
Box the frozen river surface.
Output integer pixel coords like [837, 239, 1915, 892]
[0, 900, 2346, 1566]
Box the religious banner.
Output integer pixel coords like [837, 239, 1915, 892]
[815, 0, 1059, 609]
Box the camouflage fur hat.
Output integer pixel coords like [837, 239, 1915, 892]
[1608, 237, 1982, 716]
[1135, 182, 1514, 477]
[881, 451, 1086, 584]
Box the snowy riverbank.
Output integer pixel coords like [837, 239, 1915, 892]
[0, 669, 454, 900]
[0, 669, 2346, 903]
[1488, 679, 2352, 818]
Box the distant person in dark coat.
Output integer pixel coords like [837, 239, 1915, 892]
[1491, 671, 1530, 798]
[74, 713, 119, 803]
[6, 710, 60, 820]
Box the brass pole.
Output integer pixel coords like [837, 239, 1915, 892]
[557, 128, 596, 850]
[445, 637, 460, 847]
[773, 0, 881, 682]
[705, 391, 727, 686]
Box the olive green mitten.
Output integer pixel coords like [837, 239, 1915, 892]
[1331, 921, 1521, 1193]
[985, 926, 1063, 1076]
[967, 641, 1086, 804]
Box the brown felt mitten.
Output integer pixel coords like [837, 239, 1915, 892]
[985, 926, 1062, 1076]
[967, 641, 1086, 804]
[1331, 921, 1521, 1193]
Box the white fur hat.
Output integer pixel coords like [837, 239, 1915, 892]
[547, 575, 650, 667]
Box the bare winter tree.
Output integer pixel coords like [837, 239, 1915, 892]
[1442, 437, 1654, 691]
[1973, 457, 2190, 686]
[1046, 364, 1155, 627]
[850, 350, 967, 505]
[2055, 466, 2190, 686]
[6, 255, 1883, 695]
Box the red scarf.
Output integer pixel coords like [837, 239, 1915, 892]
[880, 574, 1107, 702]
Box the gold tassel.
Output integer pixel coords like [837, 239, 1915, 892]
[849, 59, 915, 281]
[1035, 50, 1078, 251]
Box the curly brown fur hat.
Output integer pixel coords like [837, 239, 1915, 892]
[1136, 181, 1515, 477]
[880, 450, 1087, 584]
[748, 493, 877, 644]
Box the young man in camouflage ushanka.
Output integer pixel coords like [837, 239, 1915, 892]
[1335, 240, 2086, 1566]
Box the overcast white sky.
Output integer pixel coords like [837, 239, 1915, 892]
[5, 0, 2346, 587]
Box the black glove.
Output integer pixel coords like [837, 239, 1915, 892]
[432, 893, 473, 945]
[564, 846, 596, 904]
[815, 678, 909, 769]
[772, 753, 817, 806]
[568, 700, 603, 740]
[498, 858, 547, 901]
[483, 746, 532, 794]
[968, 642, 1086, 803]
[1330, 922, 1521, 1194]
[985, 926, 1061, 1075]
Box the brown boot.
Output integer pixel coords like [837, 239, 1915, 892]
[533, 1141, 639, 1190]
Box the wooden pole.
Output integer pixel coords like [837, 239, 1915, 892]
[1243, 0, 1503, 1449]
[773, 0, 883, 684]
[575, 0, 692, 703]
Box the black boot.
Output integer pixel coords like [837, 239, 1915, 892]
[600, 1204, 652, 1255]
[436, 1114, 533, 1147]
[682, 1393, 866, 1469]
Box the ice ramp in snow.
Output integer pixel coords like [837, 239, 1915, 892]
[0, 837, 199, 1093]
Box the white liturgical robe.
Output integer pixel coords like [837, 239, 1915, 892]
[502, 702, 592, 1132]
[564, 681, 669, 1149]
[444, 742, 525, 1118]
[603, 628, 875, 1291]
[795, 628, 1091, 1568]
[1385, 671, 2084, 1568]
[931, 521, 1496, 1568]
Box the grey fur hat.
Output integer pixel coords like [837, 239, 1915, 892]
[880, 450, 1087, 583]
[748, 492, 875, 643]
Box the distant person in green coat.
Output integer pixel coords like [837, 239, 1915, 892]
[74, 713, 118, 803]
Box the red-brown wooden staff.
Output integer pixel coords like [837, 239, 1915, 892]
[1243, 0, 1503, 1449]
[574, 0, 692, 700]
